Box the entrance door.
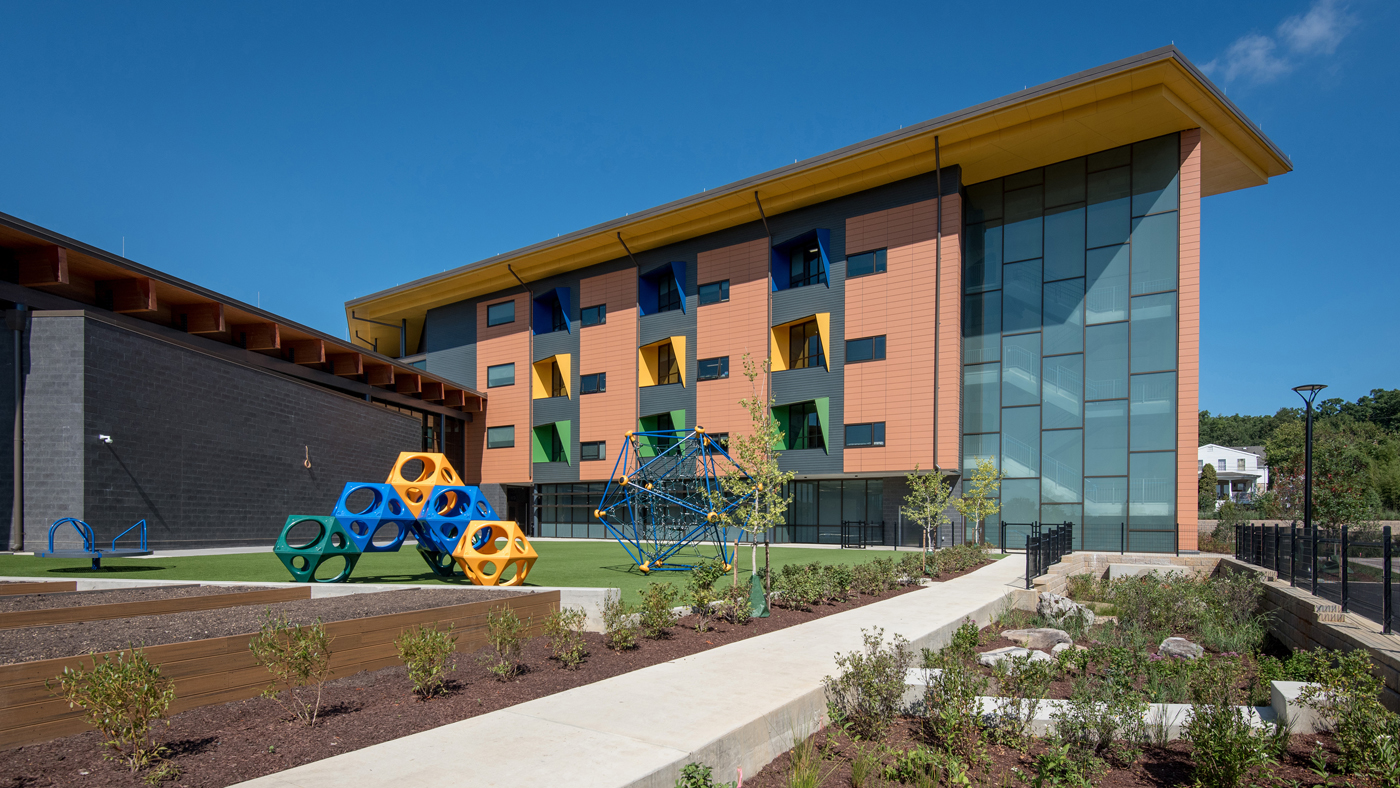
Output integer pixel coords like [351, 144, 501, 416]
[506, 486, 532, 535]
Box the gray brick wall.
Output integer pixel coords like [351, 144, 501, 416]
[22, 315, 86, 549]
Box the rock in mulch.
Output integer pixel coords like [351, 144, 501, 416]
[1051, 642, 1087, 654]
[1002, 627, 1071, 650]
[1037, 591, 1096, 627]
[1159, 637, 1204, 659]
[978, 646, 1053, 667]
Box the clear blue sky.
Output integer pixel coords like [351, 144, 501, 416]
[0, 1, 1393, 417]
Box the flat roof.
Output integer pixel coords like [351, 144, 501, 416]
[345, 45, 1292, 355]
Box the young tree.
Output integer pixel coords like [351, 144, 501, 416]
[714, 353, 795, 591]
[1199, 462, 1219, 514]
[902, 464, 953, 573]
[953, 457, 1003, 544]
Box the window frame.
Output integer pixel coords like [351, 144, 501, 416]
[580, 304, 606, 326]
[845, 335, 886, 364]
[845, 422, 887, 448]
[847, 248, 888, 279]
[550, 361, 566, 398]
[656, 342, 680, 385]
[789, 320, 824, 370]
[698, 279, 730, 306]
[789, 244, 826, 289]
[656, 273, 682, 313]
[697, 356, 729, 381]
[486, 362, 515, 388]
[486, 300, 515, 327]
[581, 372, 606, 395]
[486, 425, 515, 449]
[581, 440, 607, 462]
[788, 401, 825, 451]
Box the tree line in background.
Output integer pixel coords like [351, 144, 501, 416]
[1200, 388, 1400, 525]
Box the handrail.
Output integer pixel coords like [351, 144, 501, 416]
[111, 519, 147, 552]
[46, 518, 95, 553]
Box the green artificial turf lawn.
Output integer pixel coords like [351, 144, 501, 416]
[0, 541, 946, 602]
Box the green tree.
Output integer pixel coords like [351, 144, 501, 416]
[1268, 421, 1382, 527]
[953, 458, 1003, 544]
[902, 464, 954, 572]
[1199, 462, 1219, 514]
[714, 353, 795, 590]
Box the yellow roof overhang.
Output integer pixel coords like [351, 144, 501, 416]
[347, 46, 1291, 355]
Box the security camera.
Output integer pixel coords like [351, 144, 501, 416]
[98, 435, 113, 444]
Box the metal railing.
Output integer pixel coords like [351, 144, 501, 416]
[1026, 521, 1075, 589]
[840, 521, 884, 549]
[1234, 522, 1395, 635]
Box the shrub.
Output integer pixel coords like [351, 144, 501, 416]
[1300, 648, 1400, 781]
[822, 627, 911, 740]
[394, 623, 457, 698]
[1031, 739, 1095, 788]
[480, 607, 528, 680]
[601, 590, 638, 651]
[718, 583, 753, 626]
[1064, 573, 1102, 602]
[773, 563, 821, 610]
[819, 562, 854, 601]
[543, 607, 588, 669]
[851, 561, 885, 597]
[989, 651, 1056, 744]
[248, 612, 333, 725]
[1049, 657, 1147, 775]
[1142, 652, 1195, 704]
[673, 762, 736, 788]
[785, 727, 830, 788]
[639, 582, 679, 638]
[1185, 655, 1280, 788]
[922, 628, 988, 762]
[49, 648, 175, 772]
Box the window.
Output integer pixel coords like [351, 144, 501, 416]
[581, 304, 606, 326]
[581, 372, 606, 394]
[550, 300, 567, 333]
[1237, 458, 1246, 471]
[487, 425, 515, 449]
[789, 402, 825, 450]
[845, 422, 886, 447]
[789, 320, 823, 369]
[846, 335, 885, 363]
[486, 363, 515, 388]
[546, 429, 565, 462]
[708, 432, 730, 450]
[698, 280, 729, 305]
[698, 356, 729, 381]
[581, 441, 606, 461]
[789, 244, 826, 288]
[657, 342, 680, 385]
[847, 249, 887, 278]
[486, 300, 515, 327]
[550, 361, 566, 398]
[1199, 459, 1204, 471]
[1217, 459, 1226, 472]
[657, 274, 682, 313]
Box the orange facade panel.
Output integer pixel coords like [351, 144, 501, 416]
[478, 293, 530, 484]
[842, 194, 957, 475]
[936, 192, 963, 472]
[696, 239, 769, 438]
[1177, 128, 1203, 550]
[578, 268, 637, 480]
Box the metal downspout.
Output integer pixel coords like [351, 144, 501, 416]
[9, 304, 24, 551]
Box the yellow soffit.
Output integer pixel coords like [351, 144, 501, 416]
[346, 49, 1290, 339]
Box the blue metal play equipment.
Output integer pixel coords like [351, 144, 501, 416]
[36, 517, 152, 569]
[594, 426, 755, 573]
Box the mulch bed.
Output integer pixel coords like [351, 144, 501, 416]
[0, 585, 251, 614]
[0, 588, 526, 664]
[0, 581, 930, 788]
[745, 718, 1374, 788]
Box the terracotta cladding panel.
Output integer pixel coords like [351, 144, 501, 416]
[697, 240, 768, 436]
[1176, 129, 1202, 547]
[579, 269, 637, 480]
[477, 294, 530, 483]
[936, 195, 963, 471]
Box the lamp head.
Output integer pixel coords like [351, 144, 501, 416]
[1292, 384, 1328, 406]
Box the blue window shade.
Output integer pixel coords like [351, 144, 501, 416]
[771, 229, 831, 291]
[532, 287, 572, 335]
[639, 261, 687, 315]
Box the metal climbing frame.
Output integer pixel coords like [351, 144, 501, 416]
[594, 427, 755, 573]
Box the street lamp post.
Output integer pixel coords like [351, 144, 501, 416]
[1293, 384, 1327, 595]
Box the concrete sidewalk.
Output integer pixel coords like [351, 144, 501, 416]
[232, 556, 1026, 788]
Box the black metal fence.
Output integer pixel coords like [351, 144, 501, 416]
[1233, 522, 1395, 635]
[840, 521, 884, 549]
[992, 521, 1181, 555]
[1025, 521, 1075, 590]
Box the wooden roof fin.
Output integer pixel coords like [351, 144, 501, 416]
[395, 373, 422, 395]
[365, 364, 395, 387]
[443, 389, 466, 408]
[103, 277, 158, 314]
[329, 353, 363, 377]
[231, 322, 280, 351]
[421, 381, 445, 402]
[172, 302, 225, 334]
[286, 339, 325, 365]
[16, 247, 68, 287]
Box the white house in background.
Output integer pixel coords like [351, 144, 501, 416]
[1198, 444, 1270, 503]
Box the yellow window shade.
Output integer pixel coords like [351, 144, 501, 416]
[531, 354, 571, 399]
[638, 336, 687, 387]
[769, 313, 830, 372]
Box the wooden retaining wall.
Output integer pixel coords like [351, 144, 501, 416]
[0, 582, 78, 596]
[0, 590, 558, 749]
[0, 587, 312, 631]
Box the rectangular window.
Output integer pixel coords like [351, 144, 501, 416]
[486, 363, 515, 388]
[698, 280, 729, 305]
[580, 304, 605, 327]
[546, 429, 565, 463]
[845, 422, 886, 447]
[789, 402, 825, 450]
[847, 248, 887, 278]
[1129, 292, 1177, 373]
[487, 425, 515, 449]
[581, 372, 606, 394]
[789, 244, 826, 288]
[789, 320, 824, 369]
[708, 432, 730, 450]
[846, 335, 886, 363]
[1237, 458, 1246, 471]
[1086, 245, 1129, 324]
[657, 342, 680, 385]
[1085, 322, 1128, 400]
[965, 222, 1003, 293]
[486, 300, 515, 327]
[1003, 259, 1042, 333]
[549, 300, 566, 332]
[1130, 372, 1177, 451]
[581, 441, 606, 461]
[1002, 406, 1040, 478]
[963, 291, 1001, 364]
[657, 274, 682, 313]
[1217, 459, 1226, 472]
[964, 363, 1000, 433]
[1085, 400, 1128, 476]
[550, 361, 566, 398]
[698, 356, 729, 381]
[1002, 333, 1040, 408]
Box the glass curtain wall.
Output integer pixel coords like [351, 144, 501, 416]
[962, 134, 1181, 552]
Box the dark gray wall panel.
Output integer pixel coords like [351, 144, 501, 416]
[533, 395, 573, 427]
[639, 383, 689, 424]
[426, 345, 474, 389]
[423, 300, 476, 353]
[21, 315, 86, 548]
